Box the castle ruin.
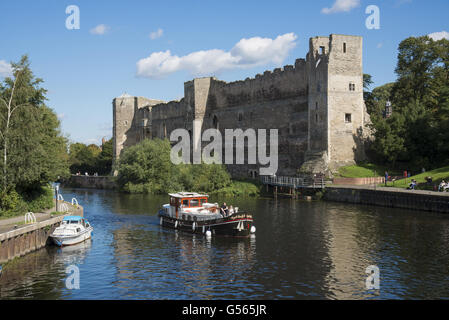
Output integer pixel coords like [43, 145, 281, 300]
[113, 34, 370, 178]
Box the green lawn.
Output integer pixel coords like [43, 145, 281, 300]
[385, 166, 449, 189]
[335, 163, 388, 178]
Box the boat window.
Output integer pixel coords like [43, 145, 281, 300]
[76, 228, 81, 232]
[190, 199, 199, 207]
[201, 198, 208, 206]
[182, 199, 189, 206]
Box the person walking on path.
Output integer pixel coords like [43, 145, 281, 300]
[385, 171, 389, 186]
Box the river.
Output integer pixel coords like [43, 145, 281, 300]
[1, 188, 449, 299]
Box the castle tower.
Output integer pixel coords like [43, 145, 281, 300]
[112, 93, 165, 171]
[305, 34, 366, 173]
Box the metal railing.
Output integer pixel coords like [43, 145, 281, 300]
[261, 175, 325, 189]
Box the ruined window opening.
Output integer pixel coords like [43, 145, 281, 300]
[343, 43, 347, 53]
[315, 102, 318, 110]
[317, 83, 321, 92]
[316, 113, 318, 123]
[349, 83, 355, 91]
[319, 46, 325, 55]
[238, 113, 243, 121]
[345, 113, 352, 123]
[213, 115, 219, 129]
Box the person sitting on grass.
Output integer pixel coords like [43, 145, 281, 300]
[443, 181, 449, 192]
[408, 179, 417, 190]
[439, 180, 447, 192]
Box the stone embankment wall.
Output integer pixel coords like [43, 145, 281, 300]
[63, 175, 117, 190]
[324, 186, 449, 213]
[0, 203, 84, 264]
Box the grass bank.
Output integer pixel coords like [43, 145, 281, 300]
[334, 163, 389, 178]
[384, 166, 449, 189]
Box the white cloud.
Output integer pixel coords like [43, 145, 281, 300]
[428, 31, 449, 41]
[136, 33, 297, 78]
[149, 28, 163, 40]
[90, 24, 110, 35]
[321, 0, 360, 14]
[0, 60, 12, 77]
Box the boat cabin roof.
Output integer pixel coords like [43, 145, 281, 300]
[169, 192, 208, 199]
[63, 216, 84, 222]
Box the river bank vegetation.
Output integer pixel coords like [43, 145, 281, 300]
[68, 138, 113, 175]
[115, 139, 261, 197]
[0, 56, 70, 218]
[364, 35, 449, 172]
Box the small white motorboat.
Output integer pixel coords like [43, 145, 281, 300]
[50, 216, 93, 247]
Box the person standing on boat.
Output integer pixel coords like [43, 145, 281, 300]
[221, 203, 229, 217]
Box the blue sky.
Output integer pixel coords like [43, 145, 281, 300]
[0, 0, 447, 145]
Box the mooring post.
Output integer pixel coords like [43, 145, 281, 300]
[55, 184, 59, 212]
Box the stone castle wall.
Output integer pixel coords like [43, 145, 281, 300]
[112, 34, 370, 178]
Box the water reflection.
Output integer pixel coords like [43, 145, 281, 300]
[0, 239, 92, 299]
[2, 188, 449, 299]
[111, 223, 257, 299]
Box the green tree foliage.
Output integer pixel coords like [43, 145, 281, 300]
[68, 138, 113, 175]
[97, 138, 113, 175]
[115, 138, 236, 195]
[0, 55, 69, 216]
[367, 36, 449, 169]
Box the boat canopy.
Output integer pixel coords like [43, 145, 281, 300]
[63, 216, 84, 222]
[168, 192, 208, 198]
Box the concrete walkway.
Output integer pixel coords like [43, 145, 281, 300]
[0, 200, 78, 235]
[325, 184, 449, 213]
[328, 183, 449, 197]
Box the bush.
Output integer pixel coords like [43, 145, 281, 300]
[24, 185, 54, 212]
[0, 189, 27, 218]
[211, 180, 261, 197]
[115, 139, 260, 196]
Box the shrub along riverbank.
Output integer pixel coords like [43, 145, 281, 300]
[115, 138, 262, 197]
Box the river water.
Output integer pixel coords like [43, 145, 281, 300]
[1, 188, 449, 299]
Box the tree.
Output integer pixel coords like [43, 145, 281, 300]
[367, 36, 449, 169]
[97, 138, 113, 175]
[0, 55, 69, 215]
[0, 56, 69, 192]
[115, 138, 232, 194]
